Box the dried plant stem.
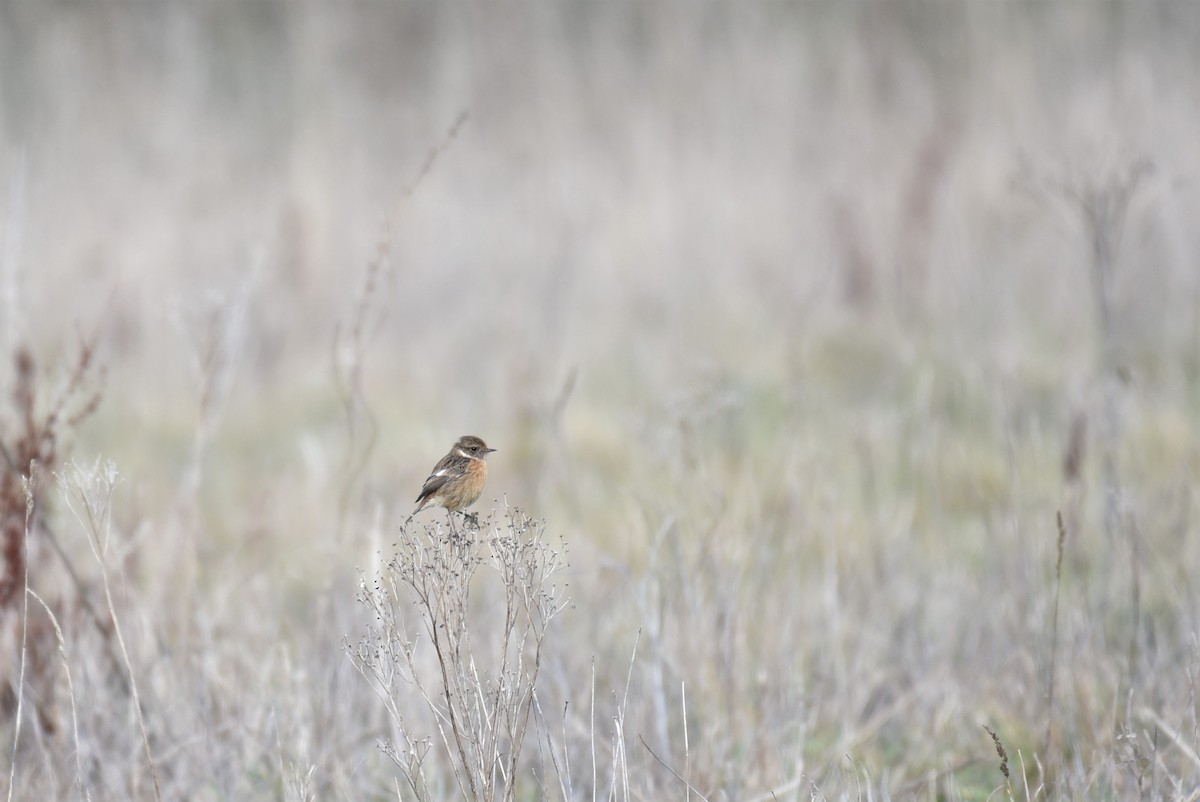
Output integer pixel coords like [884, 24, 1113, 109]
[682, 681, 691, 802]
[1040, 157, 1149, 577]
[983, 724, 1014, 802]
[1127, 521, 1142, 688]
[1135, 707, 1200, 772]
[61, 461, 161, 802]
[617, 630, 640, 802]
[333, 112, 468, 530]
[639, 734, 711, 802]
[429, 614, 481, 802]
[6, 465, 35, 802]
[1044, 511, 1068, 758]
[590, 657, 597, 802]
[38, 519, 129, 693]
[26, 588, 83, 798]
[349, 506, 568, 801]
[97, 558, 161, 801]
[530, 693, 572, 801]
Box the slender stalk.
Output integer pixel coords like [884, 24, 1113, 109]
[1043, 512, 1067, 759]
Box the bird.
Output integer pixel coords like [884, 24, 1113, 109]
[410, 435, 496, 528]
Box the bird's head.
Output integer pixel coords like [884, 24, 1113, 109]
[456, 435, 496, 459]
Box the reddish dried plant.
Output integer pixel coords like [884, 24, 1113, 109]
[1, 343, 101, 598]
[0, 343, 102, 731]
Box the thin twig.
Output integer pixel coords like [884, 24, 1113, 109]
[333, 111, 469, 530]
[26, 588, 84, 800]
[1044, 511, 1067, 758]
[590, 657, 597, 802]
[1136, 707, 1200, 772]
[682, 682, 691, 802]
[37, 518, 129, 693]
[61, 462, 162, 801]
[7, 463, 36, 802]
[639, 734, 712, 802]
[396, 111, 469, 208]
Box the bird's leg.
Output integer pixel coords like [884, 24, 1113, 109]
[463, 511, 480, 530]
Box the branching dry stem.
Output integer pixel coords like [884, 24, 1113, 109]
[349, 504, 568, 801]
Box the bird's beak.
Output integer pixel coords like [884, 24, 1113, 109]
[487, 448, 497, 453]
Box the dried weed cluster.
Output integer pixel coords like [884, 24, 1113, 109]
[349, 508, 569, 801]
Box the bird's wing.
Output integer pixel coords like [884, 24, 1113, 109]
[413, 452, 467, 507]
[414, 472, 450, 506]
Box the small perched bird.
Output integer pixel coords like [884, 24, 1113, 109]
[411, 435, 496, 525]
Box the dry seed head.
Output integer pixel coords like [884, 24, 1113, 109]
[983, 725, 1010, 780]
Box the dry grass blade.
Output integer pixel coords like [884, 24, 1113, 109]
[1043, 511, 1067, 758]
[1135, 707, 1200, 772]
[638, 734, 711, 802]
[5, 464, 35, 802]
[59, 460, 162, 802]
[5, 8, 1200, 799]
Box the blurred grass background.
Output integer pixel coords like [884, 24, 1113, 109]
[2, 3, 1199, 799]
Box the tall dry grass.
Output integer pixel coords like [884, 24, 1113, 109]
[2, 3, 1200, 800]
